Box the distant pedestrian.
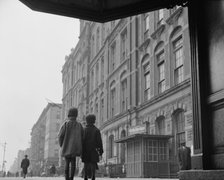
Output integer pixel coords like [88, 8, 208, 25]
[82, 114, 103, 180]
[21, 155, 30, 178]
[178, 144, 191, 170]
[58, 107, 84, 180]
[50, 164, 56, 176]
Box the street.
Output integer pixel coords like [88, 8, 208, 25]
[0, 177, 178, 180]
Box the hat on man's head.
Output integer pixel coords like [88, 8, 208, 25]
[86, 114, 96, 124]
[68, 107, 78, 117]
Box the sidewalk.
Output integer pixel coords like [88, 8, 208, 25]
[30, 176, 178, 180]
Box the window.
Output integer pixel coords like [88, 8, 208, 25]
[121, 29, 127, 61]
[159, 141, 168, 160]
[100, 98, 104, 123]
[91, 70, 94, 92]
[91, 35, 95, 58]
[82, 64, 85, 79]
[120, 130, 126, 163]
[121, 79, 127, 112]
[156, 116, 165, 135]
[73, 66, 76, 84]
[96, 63, 99, 87]
[96, 27, 100, 53]
[90, 102, 93, 113]
[144, 14, 150, 40]
[174, 37, 184, 85]
[158, 9, 164, 22]
[157, 52, 165, 93]
[144, 63, 151, 100]
[54, 149, 59, 157]
[56, 113, 60, 119]
[56, 123, 60, 132]
[95, 103, 98, 126]
[144, 140, 158, 162]
[101, 57, 104, 82]
[109, 135, 114, 158]
[111, 88, 116, 117]
[102, 24, 105, 44]
[144, 14, 150, 31]
[175, 110, 185, 148]
[110, 42, 116, 72]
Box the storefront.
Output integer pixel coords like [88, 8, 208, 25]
[116, 133, 172, 178]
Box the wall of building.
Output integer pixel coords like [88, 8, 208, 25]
[62, 6, 192, 177]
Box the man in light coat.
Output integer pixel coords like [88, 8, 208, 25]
[58, 107, 84, 180]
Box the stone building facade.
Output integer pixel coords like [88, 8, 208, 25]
[30, 103, 62, 176]
[62, 6, 192, 177]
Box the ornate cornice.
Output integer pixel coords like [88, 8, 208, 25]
[151, 24, 165, 40]
[139, 37, 150, 53]
[166, 7, 183, 25]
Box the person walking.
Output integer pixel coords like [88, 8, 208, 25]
[82, 114, 103, 180]
[50, 164, 56, 176]
[20, 155, 30, 178]
[178, 143, 191, 170]
[58, 107, 84, 180]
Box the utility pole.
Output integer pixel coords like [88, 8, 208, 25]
[1, 142, 6, 172]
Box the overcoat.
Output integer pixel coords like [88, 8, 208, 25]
[82, 124, 103, 163]
[178, 146, 191, 170]
[21, 158, 30, 169]
[58, 119, 83, 157]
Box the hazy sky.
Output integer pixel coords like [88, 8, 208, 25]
[0, 0, 79, 170]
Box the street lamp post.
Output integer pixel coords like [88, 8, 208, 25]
[0, 142, 7, 172]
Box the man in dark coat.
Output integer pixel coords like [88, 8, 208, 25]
[178, 144, 191, 170]
[58, 107, 84, 180]
[21, 155, 30, 178]
[82, 114, 103, 180]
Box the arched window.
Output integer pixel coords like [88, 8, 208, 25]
[110, 81, 116, 117]
[96, 27, 100, 53]
[120, 71, 127, 112]
[120, 28, 127, 62]
[156, 116, 165, 135]
[170, 26, 184, 85]
[91, 35, 95, 58]
[121, 79, 127, 112]
[173, 37, 184, 84]
[100, 93, 104, 124]
[120, 130, 126, 164]
[142, 55, 151, 101]
[109, 135, 114, 158]
[96, 63, 99, 87]
[174, 110, 185, 148]
[155, 42, 165, 94]
[101, 56, 104, 82]
[95, 102, 98, 126]
[91, 70, 94, 92]
[110, 41, 116, 72]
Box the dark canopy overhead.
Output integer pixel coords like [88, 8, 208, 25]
[19, 0, 188, 22]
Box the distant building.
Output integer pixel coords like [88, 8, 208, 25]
[30, 103, 62, 176]
[43, 103, 62, 171]
[62, 6, 192, 178]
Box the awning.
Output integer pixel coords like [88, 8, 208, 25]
[115, 133, 173, 143]
[19, 0, 188, 22]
